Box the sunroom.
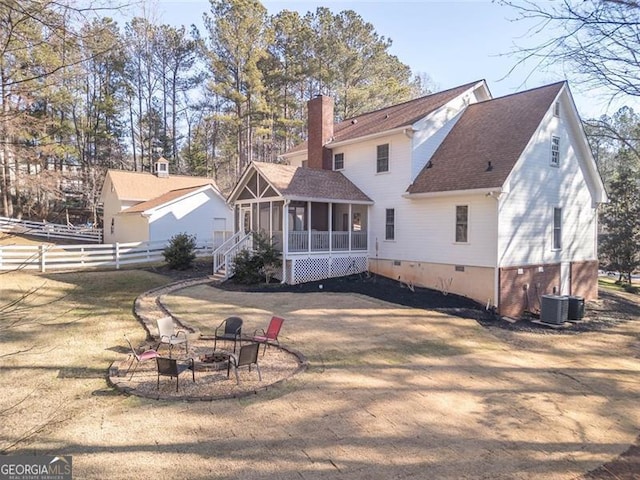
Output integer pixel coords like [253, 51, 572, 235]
[222, 161, 373, 284]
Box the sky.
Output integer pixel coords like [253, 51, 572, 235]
[131, 0, 634, 119]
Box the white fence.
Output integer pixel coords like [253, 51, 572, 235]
[0, 216, 102, 243]
[0, 239, 214, 272]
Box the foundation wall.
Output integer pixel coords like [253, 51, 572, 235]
[499, 264, 561, 318]
[369, 258, 494, 306]
[570, 260, 599, 300]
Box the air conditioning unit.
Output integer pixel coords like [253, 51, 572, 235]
[540, 295, 569, 325]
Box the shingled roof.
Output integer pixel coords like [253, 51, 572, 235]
[122, 184, 215, 214]
[286, 80, 484, 154]
[407, 82, 565, 195]
[251, 162, 372, 203]
[106, 170, 217, 202]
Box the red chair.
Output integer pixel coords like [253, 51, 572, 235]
[252, 316, 284, 356]
[124, 335, 158, 379]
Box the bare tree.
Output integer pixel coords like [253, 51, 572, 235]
[503, 0, 640, 101]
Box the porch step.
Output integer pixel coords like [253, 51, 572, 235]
[210, 271, 226, 283]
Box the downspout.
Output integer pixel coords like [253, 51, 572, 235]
[486, 190, 501, 313]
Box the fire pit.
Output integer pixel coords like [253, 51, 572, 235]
[195, 351, 230, 372]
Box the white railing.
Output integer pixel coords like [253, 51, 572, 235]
[0, 216, 102, 243]
[352, 231, 367, 250]
[289, 231, 308, 252]
[0, 239, 214, 272]
[223, 233, 253, 279]
[288, 231, 368, 253]
[311, 231, 330, 251]
[332, 232, 349, 251]
[212, 231, 242, 273]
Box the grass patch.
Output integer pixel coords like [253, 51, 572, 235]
[599, 277, 638, 294]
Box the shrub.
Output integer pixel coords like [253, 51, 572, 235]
[163, 233, 197, 270]
[622, 283, 639, 294]
[232, 232, 282, 284]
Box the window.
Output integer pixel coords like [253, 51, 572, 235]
[551, 136, 560, 167]
[455, 205, 468, 243]
[385, 208, 395, 240]
[110, 218, 115, 235]
[334, 153, 344, 170]
[554, 101, 560, 117]
[553, 207, 562, 250]
[158, 163, 167, 172]
[376, 144, 389, 173]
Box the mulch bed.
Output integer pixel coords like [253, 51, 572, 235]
[218, 272, 640, 335]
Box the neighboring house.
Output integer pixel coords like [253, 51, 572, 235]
[225, 80, 606, 317]
[100, 158, 232, 245]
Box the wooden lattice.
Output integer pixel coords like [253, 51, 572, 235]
[290, 255, 368, 284]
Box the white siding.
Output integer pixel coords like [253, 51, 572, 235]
[148, 189, 232, 244]
[411, 109, 464, 180]
[116, 215, 149, 243]
[383, 194, 498, 267]
[411, 87, 487, 181]
[336, 132, 498, 267]
[498, 90, 598, 267]
[286, 151, 307, 167]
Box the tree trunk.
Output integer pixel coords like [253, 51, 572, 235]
[0, 68, 13, 217]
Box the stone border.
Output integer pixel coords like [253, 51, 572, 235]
[107, 343, 308, 402]
[132, 277, 211, 339]
[121, 276, 308, 401]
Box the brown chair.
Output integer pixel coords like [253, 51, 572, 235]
[252, 316, 284, 356]
[214, 316, 243, 353]
[156, 356, 195, 392]
[227, 343, 261, 385]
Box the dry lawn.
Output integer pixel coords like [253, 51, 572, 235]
[1, 269, 640, 479]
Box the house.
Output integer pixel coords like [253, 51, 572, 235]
[225, 80, 606, 317]
[100, 158, 232, 245]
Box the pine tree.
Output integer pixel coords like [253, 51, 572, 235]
[599, 151, 640, 284]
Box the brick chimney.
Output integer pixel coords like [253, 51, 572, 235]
[307, 95, 334, 170]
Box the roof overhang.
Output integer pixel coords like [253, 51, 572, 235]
[280, 149, 307, 160]
[403, 186, 504, 199]
[328, 126, 414, 149]
[285, 196, 373, 205]
[562, 85, 608, 204]
[119, 184, 221, 216]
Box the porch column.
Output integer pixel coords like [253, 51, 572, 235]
[365, 206, 369, 251]
[348, 204, 352, 252]
[282, 200, 289, 283]
[307, 201, 312, 252]
[329, 203, 333, 253]
[269, 201, 273, 239]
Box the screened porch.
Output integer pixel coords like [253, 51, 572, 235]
[234, 200, 369, 254]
